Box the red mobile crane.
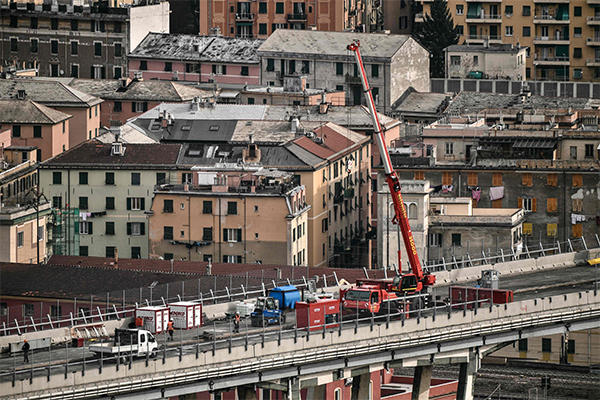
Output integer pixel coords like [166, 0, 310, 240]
[346, 39, 436, 296]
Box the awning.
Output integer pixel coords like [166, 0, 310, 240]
[236, 22, 253, 26]
[512, 139, 557, 149]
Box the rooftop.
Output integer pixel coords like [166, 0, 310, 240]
[0, 99, 72, 124]
[392, 89, 451, 116]
[67, 78, 211, 102]
[129, 33, 264, 64]
[0, 79, 103, 108]
[258, 30, 413, 61]
[41, 141, 181, 168]
[444, 44, 527, 53]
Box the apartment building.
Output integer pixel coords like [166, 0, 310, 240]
[445, 43, 528, 80]
[0, 99, 71, 161]
[149, 168, 309, 265]
[127, 33, 264, 85]
[0, 0, 169, 79]
[0, 79, 102, 148]
[418, 0, 600, 81]
[128, 103, 372, 268]
[258, 29, 430, 113]
[198, 0, 378, 39]
[39, 141, 182, 259]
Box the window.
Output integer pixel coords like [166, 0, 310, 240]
[105, 197, 115, 210]
[547, 173, 557, 186]
[473, 55, 479, 66]
[94, 42, 102, 56]
[30, 39, 38, 53]
[203, 227, 213, 241]
[164, 226, 173, 240]
[505, 26, 513, 37]
[492, 172, 503, 186]
[522, 6, 530, 16]
[428, 233, 442, 247]
[114, 21, 122, 33]
[70, 41, 78, 55]
[522, 173, 533, 187]
[574, 27, 582, 38]
[572, 174, 583, 187]
[212, 64, 227, 75]
[79, 172, 88, 185]
[518, 339, 528, 351]
[11, 125, 21, 138]
[115, 42, 122, 58]
[541, 338, 552, 354]
[414, 171, 425, 180]
[69, 64, 79, 78]
[467, 172, 478, 186]
[23, 303, 34, 317]
[259, 2, 267, 13]
[71, 19, 78, 31]
[106, 246, 116, 258]
[50, 40, 58, 54]
[17, 231, 24, 248]
[523, 223, 533, 237]
[574, 48, 582, 59]
[79, 246, 88, 257]
[492, 199, 502, 208]
[51, 18, 58, 30]
[457, 25, 463, 36]
[227, 201, 238, 215]
[37, 225, 44, 242]
[140, 61, 148, 71]
[574, 6, 582, 17]
[163, 62, 172, 72]
[568, 340, 575, 354]
[259, 23, 267, 35]
[182, 173, 192, 184]
[133, 102, 148, 112]
[456, 4, 463, 15]
[442, 172, 452, 186]
[9, 16, 18, 28]
[523, 26, 530, 37]
[585, 144, 594, 158]
[505, 5, 513, 16]
[78, 196, 88, 210]
[131, 247, 141, 259]
[105, 221, 115, 235]
[336, 62, 344, 76]
[547, 223, 557, 237]
[444, 142, 454, 155]
[105, 172, 115, 185]
[201, 200, 213, 214]
[547, 198, 558, 213]
[276, 2, 284, 14]
[80, 221, 93, 234]
[52, 196, 62, 208]
[186, 63, 199, 73]
[574, 69, 583, 79]
[450, 56, 460, 66]
[131, 173, 141, 186]
[572, 198, 583, 212]
[573, 223, 583, 238]
[223, 255, 243, 263]
[451, 233, 461, 246]
[266, 58, 275, 72]
[127, 222, 144, 236]
[163, 253, 173, 260]
[224, 228, 242, 242]
[50, 305, 62, 318]
[241, 66, 249, 76]
[126, 197, 145, 211]
[163, 199, 173, 213]
[518, 197, 537, 212]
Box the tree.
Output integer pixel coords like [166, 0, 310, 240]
[415, 0, 459, 78]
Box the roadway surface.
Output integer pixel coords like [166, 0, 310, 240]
[1, 264, 598, 384]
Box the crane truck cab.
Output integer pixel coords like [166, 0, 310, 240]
[341, 279, 402, 317]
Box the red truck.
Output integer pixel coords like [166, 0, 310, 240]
[341, 279, 408, 317]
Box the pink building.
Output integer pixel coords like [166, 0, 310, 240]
[128, 33, 263, 85]
[0, 99, 71, 161]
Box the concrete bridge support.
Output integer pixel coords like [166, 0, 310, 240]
[411, 365, 432, 400]
[237, 385, 258, 400]
[456, 350, 479, 400]
[351, 372, 372, 400]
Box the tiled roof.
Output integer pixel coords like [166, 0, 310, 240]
[0, 99, 72, 124]
[0, 79, 103, 107]
[259, 30, 411, 61]
[129, 33, 263, 64]
[293, 123, 363, 160]
[42, 141, 181, 168]
[67, 79, 211, 102]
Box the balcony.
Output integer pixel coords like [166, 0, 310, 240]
[465, 0, 502, 2]
[587, 36, 600, 46]
[587, 16, 600, 25]
[465, 34, 503, 44]
[465, 14, 502, 23]
[345, 74, 362, 84]
[533, 0, 570, 3]
[534, 14, 570, 24]
[587, 57, 600, 66]
[535, 55, 570, 65]
[287, 13, 307, 21]
[588, 0, 600, 4]
[235, 12, 254, 21]
[533, 35, 570, 45]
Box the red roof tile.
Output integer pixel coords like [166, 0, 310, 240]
[293, 124, 358, 160]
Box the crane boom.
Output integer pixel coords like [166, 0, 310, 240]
[347, 40, 435, 291]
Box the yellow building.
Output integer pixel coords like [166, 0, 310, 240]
[418, 0, 600, 81]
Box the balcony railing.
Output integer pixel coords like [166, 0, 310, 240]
[587, 37, 600, 44]
[466, 34, 502, 41]
[465, 13, 502, 21]
[345, 74, 362, 84]
[287, 13, 307, 21]
[534, 14, 569, 22]
[235, 12, 254, 21]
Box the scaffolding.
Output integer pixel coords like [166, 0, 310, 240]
[50, 208, 80, 256]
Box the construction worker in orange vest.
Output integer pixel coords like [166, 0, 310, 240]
[233, 312, 241, 334]
[167, 320, 174, 341]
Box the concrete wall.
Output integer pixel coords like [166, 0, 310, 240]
[129, 2, 170, 52]
[6, 121, 69, 161]
[391, 37, 430, 107]
[53, 105, 100, 148]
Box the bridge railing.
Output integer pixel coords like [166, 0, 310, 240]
[1, 272, 340, 337]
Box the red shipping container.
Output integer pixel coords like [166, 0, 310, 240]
[296, 298, 339, 331]
[168, 302, 202, 329]
[135, 306, 170, 334]
[450, 286, 513, 309]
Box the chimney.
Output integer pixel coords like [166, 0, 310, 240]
[16, 90, 26, 100]
[133, 71, 143, 81]
[114, 247, 118, 268]
[320, 91, 327, 104]
[249, 134, 254, 144]
[291, 117, 299, 134]
[206, 259, 212, 275]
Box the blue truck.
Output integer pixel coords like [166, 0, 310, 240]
[250, 286, 300, 327]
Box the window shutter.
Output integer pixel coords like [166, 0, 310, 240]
[237, 229, 242, 242]
[91, 20, 95, 32]
[127, 198, 132, 210]
[101, 66, 106, 79]
[143, 102, 148, 112]
[237, 256, 242, 263]
[223, 255, 227, 263]
[88, 222, 93, 235]
[532, 198, 537, 212]
[518, 198, 523, 208]
[141, 198, 145, 210]
[222, 65, 227, 75]
[127, 222, 132, 235]
[132, 102, 136, 112]
[100, 20, 105, 32]
[223, 229, 228, 241]
[91, 66, 94, 78]
[140, 223, 145, 236]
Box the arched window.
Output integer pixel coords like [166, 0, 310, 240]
[409, 203, 418, 219]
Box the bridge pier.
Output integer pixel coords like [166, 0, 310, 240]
[456, 350, 479, 400]
[305, 384, 326, 399]
[284, 377, 301, 400]
[411, 365, 432, 400]
[237, 385, 258, 400]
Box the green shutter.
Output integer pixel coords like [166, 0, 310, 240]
[141, 198, 145, 210]
[88, 222, 93, 235]
[127, 198, 131, 210]
[127, 222, 131, 235]
[237, 229, 242, 242]
[223, 229, 228, 241]
[132, 102, 136, 112]
[140, 223, 145, 236]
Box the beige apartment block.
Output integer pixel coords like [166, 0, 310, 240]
[418, 0, 600, 81]
[0, 202, 51, 264]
